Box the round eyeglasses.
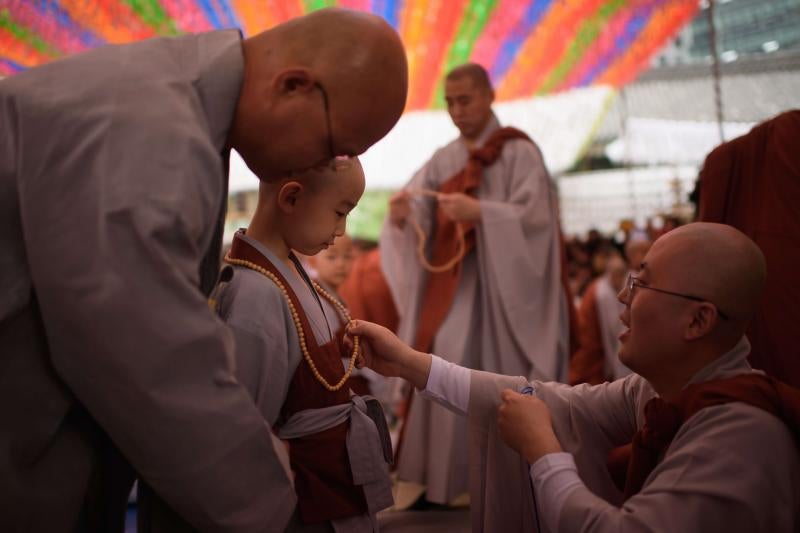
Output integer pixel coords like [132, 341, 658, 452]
[624, 273, 730, 320]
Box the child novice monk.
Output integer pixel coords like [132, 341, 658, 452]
[212, 158, 393, 532]
[307, 234, 356, 303]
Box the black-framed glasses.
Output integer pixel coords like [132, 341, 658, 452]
[624, 274, 730, 320]
[313, 82, 351, 171]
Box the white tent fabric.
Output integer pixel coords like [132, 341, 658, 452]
[558, 165, 698, 237]
[228, 85, 615, 192]
[605, 117, 755, 166]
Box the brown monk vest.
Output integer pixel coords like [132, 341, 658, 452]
[608, 373, 800, 501]
[228, 235, 367, 524]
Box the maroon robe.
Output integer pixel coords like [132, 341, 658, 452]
[698, 110, 800, 387]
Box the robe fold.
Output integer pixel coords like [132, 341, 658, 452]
[468, 337, 800, 532]
[698, 110, 800, 388]
[0, 30, 293, 532]
[381, 114, 570, 503]
[215, 231, 392, 532]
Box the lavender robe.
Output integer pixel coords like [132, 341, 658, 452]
[594, 274, 631, 381]
[381, 114, 569, 503]
[468, 337, 800, 532]
[0, 31, 295, 532]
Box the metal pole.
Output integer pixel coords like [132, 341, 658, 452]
[707, 0, 725, 143]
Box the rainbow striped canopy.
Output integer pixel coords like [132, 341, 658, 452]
[0, 0, 698, 111]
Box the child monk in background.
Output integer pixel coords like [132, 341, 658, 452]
[307, 234, 356, 300]
[211, 159, 393, 532]
[309, 235, 385, 397]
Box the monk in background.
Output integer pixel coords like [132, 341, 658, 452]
[698, 110, 800, 387]
[381, 62, 576, 508]
[570, 236, 651, 385]
[338, 242, 399, 334]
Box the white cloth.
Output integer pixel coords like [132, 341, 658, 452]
[529, 453, 582, 533]
[418, 354, 471, 416]
[422, 354, 571, 532]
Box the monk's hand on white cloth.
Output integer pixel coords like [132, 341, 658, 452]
[497, 389, 563, 463]
[345, 320, 432, 390]
[437, 192, 481, 222]
[388, 190, 411, 228]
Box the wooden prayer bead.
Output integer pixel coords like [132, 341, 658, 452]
[224, 255, 360, 392]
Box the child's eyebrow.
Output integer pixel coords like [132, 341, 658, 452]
[341, 201, 357, 210]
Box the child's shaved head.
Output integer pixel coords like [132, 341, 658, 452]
[250, 158, 365, 257]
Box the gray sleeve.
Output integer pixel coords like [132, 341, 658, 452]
[479, 140, 553, 233]
[18, 108, 295, 530]
[530, 377, 648, 504]
[535, 377, 642, 451]
[216, 267, 298, 426]
[558, 403, 799, 533]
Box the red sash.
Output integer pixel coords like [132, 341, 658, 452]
[608, 373, 800, 500]
[228, 235, 367, 524]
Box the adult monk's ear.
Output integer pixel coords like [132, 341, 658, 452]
[277, 181, 303, 213]
[274, 68, 315, 95]
[685, 302, 717, 340]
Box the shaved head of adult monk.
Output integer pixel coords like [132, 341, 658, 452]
[618, 222, 766, 398]
[228, 8, 408, 180]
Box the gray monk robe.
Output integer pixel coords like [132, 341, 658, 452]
[452, 336, 800, 532]
[0, 31, 295, 532]
[380, 114, 569, 503]
[213, 231, 393, 532]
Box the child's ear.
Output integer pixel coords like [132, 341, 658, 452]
[277, 181, 303, 213]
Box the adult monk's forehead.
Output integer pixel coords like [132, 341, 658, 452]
[444, 76, 482, 96]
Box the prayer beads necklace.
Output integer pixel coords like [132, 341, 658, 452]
[223, 255, 360, 392]
[407, 188, 467, 273]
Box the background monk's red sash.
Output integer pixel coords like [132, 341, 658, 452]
[412, 127, 530, 353]
[609, 373, 800, 501]
[228, 235, 368, 524]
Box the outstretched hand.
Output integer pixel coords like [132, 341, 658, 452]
[497, 389, 562, 463]
[345, 320, 432, 390]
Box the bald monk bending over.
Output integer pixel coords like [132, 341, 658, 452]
[348, 223, 800, 532]
[0, 8, 406, 533]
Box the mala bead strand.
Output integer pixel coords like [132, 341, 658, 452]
[406, 188, 467, 273]
[224, 255, 360, 392]
[409, 217, 466, 273]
